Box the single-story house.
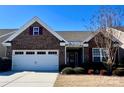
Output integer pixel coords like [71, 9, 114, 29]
[1, 17, 124, 71]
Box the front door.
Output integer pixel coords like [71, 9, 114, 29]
[67, 52, 78, 67]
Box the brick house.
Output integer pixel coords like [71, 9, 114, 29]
[1, 17, 124, 71]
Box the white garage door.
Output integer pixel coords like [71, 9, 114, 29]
[12, 50, 59, 71]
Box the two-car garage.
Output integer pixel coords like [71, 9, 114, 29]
[2, 17, 67, 72]
[12, 50, 59, 71]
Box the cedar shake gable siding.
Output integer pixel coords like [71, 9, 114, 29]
[10, 22, 65, 70]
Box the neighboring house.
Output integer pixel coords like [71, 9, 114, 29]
[0, 29, 16, 57]
[0, 17, 124, 71]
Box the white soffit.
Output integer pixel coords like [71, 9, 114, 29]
[83, 43, 89, 47]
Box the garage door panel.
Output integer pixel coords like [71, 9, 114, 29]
[37, 55, 58, 65]
[12, 50, 59, 71]
[12, 55, 37, 70]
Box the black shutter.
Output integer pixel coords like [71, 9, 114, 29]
[29, 26, 33, 35]
[39, 27, 43, 35]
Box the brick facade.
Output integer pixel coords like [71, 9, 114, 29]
[8, 22, 65, 70]
[84, 32, 119, 63]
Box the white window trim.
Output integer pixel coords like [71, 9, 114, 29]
[33, 27, 39, 36]
[92, 48, 105, 62]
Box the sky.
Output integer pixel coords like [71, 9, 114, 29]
[0, 5, 124, 31]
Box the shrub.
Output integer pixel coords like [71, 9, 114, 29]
[82, 62, 90, 70]
[0, 57, 11, 72]
[118, 64, 124, 68]
[116, 68, 124, 70]
[82, 62, 107, 70]
[0, 57, 2, 62]
[61, 67, 75, 75]
[88, 69, 94, 74]
[73, 67, 85, 74]
[113, 68, 124, 76]
[93, 62, 107, 70]
[59, 64, 68, 71]
[100, 69, 108, 75]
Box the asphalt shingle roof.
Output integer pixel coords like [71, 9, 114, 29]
[0, 29, 93, 57]
[56, 31, 93, 42]
[0, 27, 123, 57]
[0, 29, 17, 36]
[0, 29, 17, 57]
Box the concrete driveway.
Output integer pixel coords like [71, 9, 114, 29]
[0, 71, 58, 87]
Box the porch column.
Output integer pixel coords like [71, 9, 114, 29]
[65, 46, 67, 65]
[83, 43, 89, 62]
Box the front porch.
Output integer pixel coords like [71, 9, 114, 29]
[66, 47, 83, 67]
[64, 40, 119, 68]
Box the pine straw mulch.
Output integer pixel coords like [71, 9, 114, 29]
[54, 74, 124, 87]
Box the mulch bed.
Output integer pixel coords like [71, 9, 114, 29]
[54, 74, 124, 87]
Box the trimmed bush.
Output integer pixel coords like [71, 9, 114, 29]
[113, 68, 124, 76]
[88, 69, 94, 74]
[0, 57, 11, 72]
[100, 69, 108, 75]
[74, 67, 85, 74]
[61, 67, 75, 75]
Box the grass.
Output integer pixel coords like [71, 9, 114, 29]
[54, 74, 124, 87]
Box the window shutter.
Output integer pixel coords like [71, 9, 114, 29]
[29, 26, 33, 35]
[39, 27, 43, 35]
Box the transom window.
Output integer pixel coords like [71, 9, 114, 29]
[48, 51, 57, 55]
[33, 27, 39, 36]
[92, 48, 108, 62]
[15, 52, 24, 55]
[37, 51, 46, 55]
[26, 52, 35, 55]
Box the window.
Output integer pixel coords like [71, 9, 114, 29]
[92, 48, 108, 62]
[92, 49, 101, 62]
[48, 51, 57, 55]
[26, 52, 35, 55]
[15, 52, 24, 55]
[37, 51, 46, 55]
[33, 27, 39, 36]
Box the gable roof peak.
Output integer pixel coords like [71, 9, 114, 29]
[2, 17, 68, 46]
[32, 16, 40, 21]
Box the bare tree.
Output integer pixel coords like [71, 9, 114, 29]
[86, 6, 124, 74]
